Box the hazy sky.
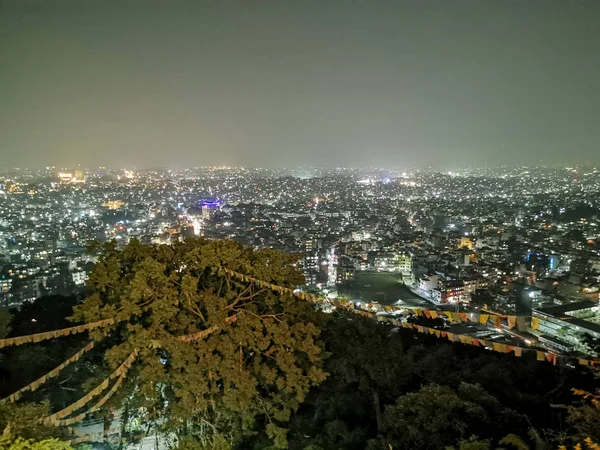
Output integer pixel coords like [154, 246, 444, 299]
[1, 0, 599, 169]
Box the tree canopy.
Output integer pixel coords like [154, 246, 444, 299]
[70, 238, 326, 447]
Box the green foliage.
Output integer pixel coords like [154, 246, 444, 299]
[446, 436, 492, 450]
[0, 402, 64, 442]
[0, 309, 11, 339]
[565, 385, 600, 445]
[0, 295, 97, 420]
[72, 238, 326, 448]
[382, 383, 521, 450]
[286, 311, 411, 449]
[0, 437, 73, 450]
[499, 434, 531, 450]
[173, 435, 232, 450]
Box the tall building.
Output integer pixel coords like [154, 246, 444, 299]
[201, 201, 220, 220]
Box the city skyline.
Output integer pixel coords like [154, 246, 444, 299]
[2, 0, 600, 168]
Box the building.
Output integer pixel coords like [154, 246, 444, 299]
[57, 170, 85, 184]
[432, 279, 465, 303]
[303, 253, 319, 286]
[72, 270, 88, 286]
[419, 273, 439, 295]
[533, 301, 600, 351]
[459, 236, 474, 250]
[336, 256, 356, 284]
[201, 201, 220, 220]
[373, 253, 413, 277]
[102, 200, 125, 210]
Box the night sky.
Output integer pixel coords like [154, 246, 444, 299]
[1, 0, 599, 169]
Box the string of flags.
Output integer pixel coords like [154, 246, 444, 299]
[377, 318, 562, 365]
[0, 318, 115, 349]
[43, 349, 139, 426]
[2, 341, 96, 403]
[41, 322, 240, 427]
[220, 267, 600, 367]
[54, 374, 127, 427]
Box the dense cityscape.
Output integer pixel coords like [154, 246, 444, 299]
[2, 165, 600, 361]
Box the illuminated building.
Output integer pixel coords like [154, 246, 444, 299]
[57, 169, 85, 183]
[201, 201, 220, 220]
[459, 236, 473, 250]
[102, 200, 125, 210]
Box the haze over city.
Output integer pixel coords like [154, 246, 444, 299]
[2, 0, 600, 169]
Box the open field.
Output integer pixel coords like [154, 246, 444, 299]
[337, 271, 429, 307]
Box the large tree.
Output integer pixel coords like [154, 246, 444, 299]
[71, 238, 326, 448]
[382, 383, 522, 450]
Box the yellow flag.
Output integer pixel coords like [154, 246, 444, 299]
[536, 351, 545, 361]
[479, 314, 489, 324]
[430, 311, 438, 319]
[532, 317, 539, 330]
[507, 316, 517, 329]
